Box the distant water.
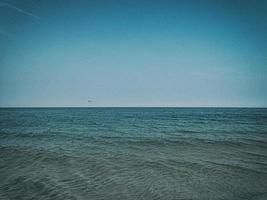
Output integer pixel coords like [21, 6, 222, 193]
[0, 108, 267, 200]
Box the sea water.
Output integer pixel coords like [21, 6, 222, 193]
[0, 108, 267, 199]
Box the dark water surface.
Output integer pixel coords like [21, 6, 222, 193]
[0, 108, 267, 200]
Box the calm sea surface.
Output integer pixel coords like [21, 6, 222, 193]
[0, 108, 267, 200]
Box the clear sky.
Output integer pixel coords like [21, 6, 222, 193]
[0, 0, 266, 107]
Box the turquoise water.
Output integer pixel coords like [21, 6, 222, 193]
[0, 108, 267, 199]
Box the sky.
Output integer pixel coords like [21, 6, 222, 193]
[0, 0, 266, 107]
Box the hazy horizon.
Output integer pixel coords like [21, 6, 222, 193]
[1, 105, 267, 108]
[1, 0, 267, 107]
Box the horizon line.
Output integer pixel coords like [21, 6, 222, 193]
[1, 106, 267, 109]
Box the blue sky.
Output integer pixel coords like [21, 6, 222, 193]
[0, 0, 266, 107]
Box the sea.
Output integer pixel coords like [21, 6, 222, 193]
[0, 108, 267, 200]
